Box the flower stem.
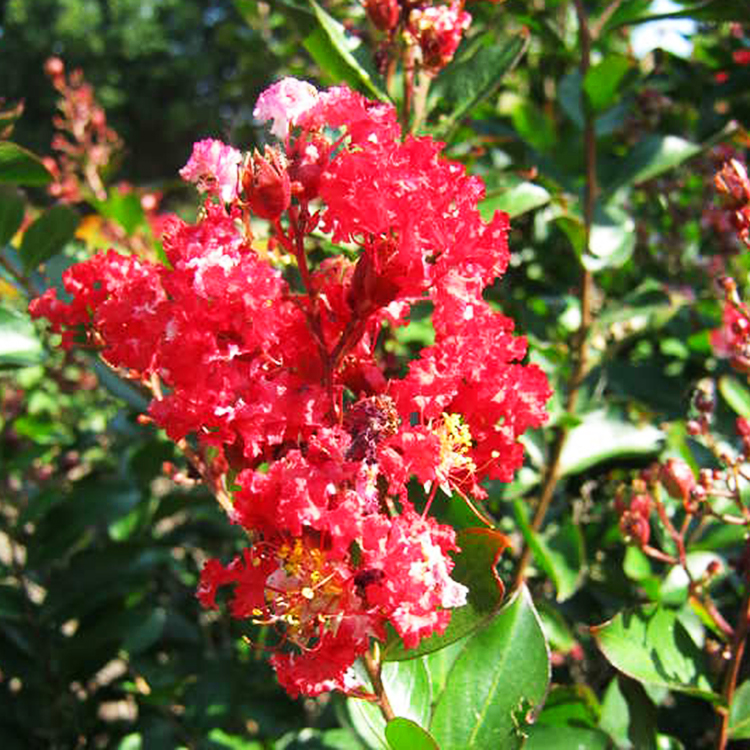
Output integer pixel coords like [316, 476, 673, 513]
[717, 539, 750, 749]
[363, 645, 395, 723]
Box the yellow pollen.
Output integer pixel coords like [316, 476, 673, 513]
[301, 587, 315, 600]
[433, 413, 476, 477]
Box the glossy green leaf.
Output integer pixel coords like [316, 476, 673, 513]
[305, 1, 387, 101]
[0, 186, 24, 246]
[582, 206, 636, 272]
[719, 375, 750, 418]
[0, 141, 52, 186]
[559, 409, 664, 477]
[92, 190, 145, 235]
[537, 603, 576, 654]
[728, 679, 750, 739]
[19, 205, 79, 272]
[536, 685, 600, 728]
[592, 604, 719, 701]
[479, 181, 551, 220]
[583, 55, 631, 112]
[0, 305, 43, 366]
[429, 586, 550, 749]
[512, 504, 585, 601]
[605, 135, 702, 193]
[509, 100, 557, 153]
[383, 528, 508, 660]
[599, 676, 658, 750]
[432, 33, 527, 135]
[385, 718, 439, 750]
[523, 725, 611, 749]
[348, 658, 431, 749]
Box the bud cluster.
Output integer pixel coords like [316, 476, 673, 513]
[42, 57, 122, 203]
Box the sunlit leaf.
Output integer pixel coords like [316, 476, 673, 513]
[592, 604, 719, 701]
[429, 586, 550, 749]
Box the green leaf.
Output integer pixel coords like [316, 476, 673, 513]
[512, 503, 585, 601]
[305, 1, 387, 101]
[385, 719, 440, 750]
[432, 33, 528, 136]
[604, 135, 702, 193]
[583, 55, 632, 112]
[728, 679, 750, 739]
[348, 658, 431, 750]
[609, 0, 750, 26]
[429, 586, 550, 749]
[0, 305, 43, 366]
[19, 205, 79, 272]
[0, 186, 24, 246]
[582, 206, 636, 272]
[599, 676, 658, 750]
[523, 725, 611, 749]
[660, 552, 726, 606]
[537, 685, 600, 728]
[92, 190, 145, 235]
[0, 141, 52, 186]
[382, 528, 508, 660]
[591, 604, 719, 701]
[509, 100, 557, 153]
[123, 607, 167, 655]
[719, 375, 750, 418]
[559, 409, 664, 477]
[479, 181, 551, 220]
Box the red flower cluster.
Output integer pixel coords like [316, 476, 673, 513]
[29, 79, 551, 697]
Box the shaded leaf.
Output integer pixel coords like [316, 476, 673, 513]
[583, 55, 632, 112]
[604, 135, 702, 193]
[599, 676, 658, 750]
[0, 186, 24, 246]
[728, 679, 750, 739]
[559, 409, 664, 477]
[0, 141, 52, 186]
[432, 33, 528, 136]
[20, 205, 79, 272]
[591, 604, 719, 701]
[523, 725, 611, 749]
[429, 586, 550, 749]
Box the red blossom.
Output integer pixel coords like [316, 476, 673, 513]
[30, 77, 552, 698]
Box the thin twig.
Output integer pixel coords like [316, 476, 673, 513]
[362, 645, 395, 723]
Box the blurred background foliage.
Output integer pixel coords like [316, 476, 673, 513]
[3, 0, 750, 748]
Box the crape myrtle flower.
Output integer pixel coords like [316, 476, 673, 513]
[29, 77, 551, 698]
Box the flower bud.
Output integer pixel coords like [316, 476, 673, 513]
[241, 146, 291, 220]
[629, 493, 652, 519]
[715, 159, 750, 208]
[660, 458, 696, 502]
[347, 242, 401, 318]
[619, 511, 650, 547]
[365, 0, 400, 31]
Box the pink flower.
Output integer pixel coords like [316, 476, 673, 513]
[179, 138, 242, 203]
[253, 78, 320, 138]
